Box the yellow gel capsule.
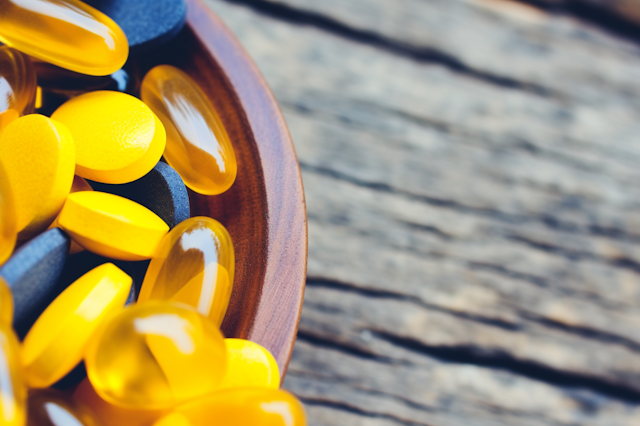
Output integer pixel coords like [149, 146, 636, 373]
[27, 389, 101, 426]
[0, 162, 17, 265]
[22, 263, 132, 388]
[0, 278, 13, 326]
[48, 175, 93, 255]
[0, 114, 75, 238]
[58, 191, 169, 261]
[138, 217, 235, 327]
[52, 91, 166, 184]
[0, 324, 26, 426]
[0, 46, 36, 130]
[85, 301, 227, 410]
[0, 0, 128, 76]
[153, 388, 307, 426]
[218, 339, 280, 390]
[141, 65, 237, 195]
[74, 379, 167, 426]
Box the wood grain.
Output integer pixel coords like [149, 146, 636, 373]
[202, 0, 640, 424]
[136, 0, 307, 377]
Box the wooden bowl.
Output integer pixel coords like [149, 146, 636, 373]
[136, 0, 307, 378]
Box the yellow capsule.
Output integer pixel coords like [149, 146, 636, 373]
[27, 389, 101, 426]
[138, 217, 234, 327]
[0, 0, 128, 76]
[141, 65, 237, 195]
[85, 301, 227, 410]
[48, 175, 93, 255]
[218, 339, 280, 390]
[0, 162, 17, 265]
[52, 91, 166, 184]
[153, 388, 307, 426]
[58, 191, 169, 261]
[74, 379, 167, 426]
[0, 46, 36, 130]
[0, 277, 13, 326]
[21, 263, 132, 388]
[0, 114, 75, 238]
[0, 324, 26, 426]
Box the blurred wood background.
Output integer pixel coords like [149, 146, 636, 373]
[204, 0, 640, 424]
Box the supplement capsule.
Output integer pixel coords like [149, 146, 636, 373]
[138, 217, 234, 327]
[85, 301, 227, 410]
[0, 0, 128, 76]
[0, 324, 26, 426]
[141, 65, 237, 195]
[48, 175, 93, 255]
[0, 114, 75, 238]
[22, 263, 132, 388]
[52, 91, 166, 184]
[0, 277, 13, 326]
[218, 339, 280, 390]
[0, 162, 17, 265]
[27, 389, 101, 426]
[58, 191, 169, 261]
[153, 388, 307, 426]
[0, 46, 36, 130]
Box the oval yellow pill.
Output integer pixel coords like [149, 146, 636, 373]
[0, 114, 75, 238]
[0, 46, 37, 130]
[0, 277, 13, 326]
[52, 91, 166, 184]
[22, 263, 132, 388]
[0, 162, 17, 265]
[218, 339, 280, 390]
[0, 323, 25, 426]
[48, 175, 93, 255]
[0, 0, 128, 76]
[58, 191, 169, 261]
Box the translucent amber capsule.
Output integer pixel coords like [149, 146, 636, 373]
[0, 324, 26, 426]
[85, 301, 227, 410]
[0, 162, 17, 265]
[138, 217, 234, 327]
[141, 65, 237, 195]
[22, 263, 132, 388]
[27, 389, 101, 426]
[0, 114, 75, 238]
[0, 278, 13, 326]
[153, 389, 307, 426]
[0, 46, 36, 130]
[218, 339, 280, 390]
[52, 91, 166, 184]
[0, 0, 128, 76]
[58, 191, 169, 261]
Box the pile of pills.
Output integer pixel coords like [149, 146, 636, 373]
[0, 0, 307, 425]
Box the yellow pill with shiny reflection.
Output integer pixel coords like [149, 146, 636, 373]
[138, 217, 235, 327]
[27, 389, 103, 426]
[0, 46, 36, 130]
[0, 162, 17, 265]
[85, 301, 227, 410]
[141, 65, 237, 195]
[22, 263, 132, 388]
[0, 114, 75, 238]
[218, 338, 280, 390]
[52, 91, 166, 184]
[0, 323, 26, 426]
[0, 0, 128, 76]
[153, 388, 307, 426]
[58, 191, 169, 261]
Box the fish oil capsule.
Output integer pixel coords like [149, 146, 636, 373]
[85, 301, 227, 410]
[0, 46, 36, 130]
[0, 277, 13, 326]
[0, 114, 75, 238]
[218, 339, 280, 390]
[57, 191, 169, 261]
[22, 263, 132, 388]
[0, 323, 26, 426]
[52, 91, 166, 184]
[0, 162, 17, 265]
[141, 65, 237, 195]
[138, 217, 234, 327]
[0, 0, 128, 76]
[27, 389, 101, 426]
[153, 388, 307, 426]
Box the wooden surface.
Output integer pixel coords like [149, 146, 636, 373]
[202, 0, 640, 425]
[137, 0, 307, 376]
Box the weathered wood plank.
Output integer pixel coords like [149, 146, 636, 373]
[203, 0, 640, 424]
